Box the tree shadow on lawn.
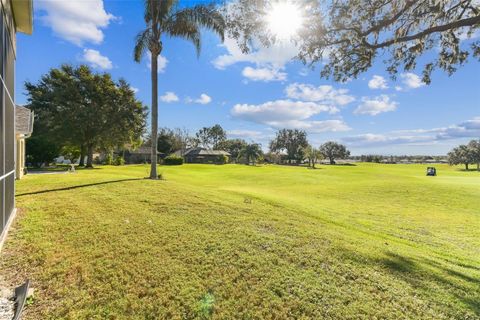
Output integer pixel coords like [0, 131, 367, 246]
[16, 178, 143, 197]
[376, 251, 480, 315]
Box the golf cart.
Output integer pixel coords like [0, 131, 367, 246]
[426, 167, 437, 176]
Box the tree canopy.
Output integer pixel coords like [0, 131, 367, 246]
[225, 0, 480, 84]
[319, 141, 350, 165]
[238, 143, 263, 165]
[195, 124, 227, 149]
[25, 64, 147, 167]
[448, 139, 480, 170]
[217, 138, 248, 160]
[269, 129, 309, 163]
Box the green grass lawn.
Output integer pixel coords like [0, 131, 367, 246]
[1, 163, 479, 319]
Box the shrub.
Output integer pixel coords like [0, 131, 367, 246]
[114, 156, 125, 166]
[216, 154, 228, 164]
[104, 153, 113, 165]
[163, 155, 183, 165]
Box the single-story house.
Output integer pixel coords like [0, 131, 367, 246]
[15, 105, 34, 179]
[123, 146, 164, 164]
[183, 147, 230, 164]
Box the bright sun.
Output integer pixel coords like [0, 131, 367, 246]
[266, 1, 304, 40]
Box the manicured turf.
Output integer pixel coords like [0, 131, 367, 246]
[1, 164, 479, 319]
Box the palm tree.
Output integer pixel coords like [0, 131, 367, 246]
[238, 143, 263, 165]
[134, 0, 225, 179]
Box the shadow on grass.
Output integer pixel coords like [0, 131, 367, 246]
[376, 251, 480, 315]
[16, 178, 143, 197]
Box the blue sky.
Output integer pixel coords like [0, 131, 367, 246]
[15, 0, 480, 155]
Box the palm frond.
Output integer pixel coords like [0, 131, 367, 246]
[168, 3, 225, 41]
[134, 28, 153, 62]
[163, 18, 201, 56]
[159, 0, 178, 22]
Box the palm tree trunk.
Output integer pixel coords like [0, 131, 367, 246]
[150, 51, 159, 179]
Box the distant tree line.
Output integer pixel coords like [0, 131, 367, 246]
[447, 140, 480, 170]
[142, 125, 351, 167]
[350, 155, 448, 163]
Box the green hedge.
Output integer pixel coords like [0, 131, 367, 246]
[164, 155, 184, 165]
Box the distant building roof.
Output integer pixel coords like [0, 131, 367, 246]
[15, 105, 34, 135]
[184, 147, 231, 156]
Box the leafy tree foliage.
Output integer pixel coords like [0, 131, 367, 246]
[305, 145, 323, 168]
[25, 65, 147, 168]
[319, 141, 350, 165]
[60, 145, 81, 164]
[269, 129, 308, 163]
[26, 135, 61, 167]
[468, 139, 480, 170]
[195, 124, 227, 149]
[226, 0, 480, 83]
[448, 140, 480, 170]
[156, 128, 183, 155]
[217, 138, 248, 160]
[134, 0, 225, 179]
[238, 143, 263, 165]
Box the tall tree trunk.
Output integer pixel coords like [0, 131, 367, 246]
[79, 145, 86, 167]
[86, 144, 94, 168]
[150, 51, 159, 179]
[465, 163, 469, 170]
[477, 162, 479, 171]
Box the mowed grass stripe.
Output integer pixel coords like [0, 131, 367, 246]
[1, 164, 479, 319]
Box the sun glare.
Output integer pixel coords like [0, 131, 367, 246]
[266, 1, 304, 40]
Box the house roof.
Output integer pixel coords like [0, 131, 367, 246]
[15, 105, 34, 135]
[184, 147, 231, 156]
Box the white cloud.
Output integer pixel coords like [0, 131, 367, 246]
[187, 93, 212, 105]
[285, 83, 355, 106]
[212, 37, 298, 70]
[227, 130, 263, 138]
[231, 99, 350, 133]
[368, 75, 388, 89]
[196, 94, 212, 104]
[435, 117, 480, 140]
[147, 53, 168, 73]
[130, 86, 139, 93]
[232, 100, 330, 123]
[81, 49, 112, 70]
[400, 72, 425, 89]
[343, 134, 430, 146]
[160, 91, 179, 103]
[343, 117, 480, 147]
[354, 95, 398, 116]
[280, 120, 351, 133]
[242, 66, 287, 82]
[37, 0, 115, 46]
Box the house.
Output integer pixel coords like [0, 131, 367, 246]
[123, 146, 164, 164]
[183, 147, 230, 164]
[0, 0, 33, 248]
[15, 105, 34, 179]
